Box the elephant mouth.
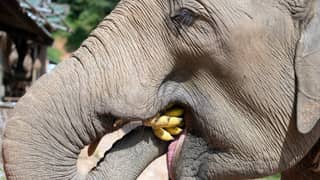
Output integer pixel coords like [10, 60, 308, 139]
[78, 104, 192, 179]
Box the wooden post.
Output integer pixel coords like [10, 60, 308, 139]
[38, 45, 48, 77]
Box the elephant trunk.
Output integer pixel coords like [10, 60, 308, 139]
[3, 57, 102, 179]
[3, 2, 172, 178]
[2, 39, 166, 179]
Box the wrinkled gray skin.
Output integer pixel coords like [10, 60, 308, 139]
[3, 0, 320, 179]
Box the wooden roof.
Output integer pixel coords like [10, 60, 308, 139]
[0, 0, 54, 45]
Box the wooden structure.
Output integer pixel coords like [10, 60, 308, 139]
[0, 0, 68, 101]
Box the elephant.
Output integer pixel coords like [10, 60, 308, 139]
[2, 0, 320, 179]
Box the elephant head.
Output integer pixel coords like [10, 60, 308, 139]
[3, 0, 320, 179]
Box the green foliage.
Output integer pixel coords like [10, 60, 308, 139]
[53, 0, 119, 51]
[48, 47, 63, 64]
[0, 167, 5, 180]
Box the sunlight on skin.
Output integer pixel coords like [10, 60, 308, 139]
[138, 155, 168, 180]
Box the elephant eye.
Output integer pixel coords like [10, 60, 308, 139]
[171, 8, 195, 27]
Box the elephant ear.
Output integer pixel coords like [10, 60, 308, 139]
[295, 0, 320, 134]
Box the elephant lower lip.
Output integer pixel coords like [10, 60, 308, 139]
[167, 131, 186, 180]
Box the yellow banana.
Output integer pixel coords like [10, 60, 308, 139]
[144, 116, 183, 128]
[165, 127, 183, 136]
[152, 128, 174, 141]
[143, 114, 160, 127]
[145, 105, 185, 141]
[164, 116, 184, 127]
[164, 108, 184, 117]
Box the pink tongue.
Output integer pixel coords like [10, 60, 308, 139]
[167, 133, 186, 180]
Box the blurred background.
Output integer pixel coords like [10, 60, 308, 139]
[0, 0, 280, 179]
[0, 0, 118, 102]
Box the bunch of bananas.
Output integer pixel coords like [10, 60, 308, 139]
[144, 107, 184, 141]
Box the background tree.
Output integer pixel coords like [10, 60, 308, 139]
[53, 0, 119, 51]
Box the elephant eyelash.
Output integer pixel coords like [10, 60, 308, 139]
[171, 8, 195, 27]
